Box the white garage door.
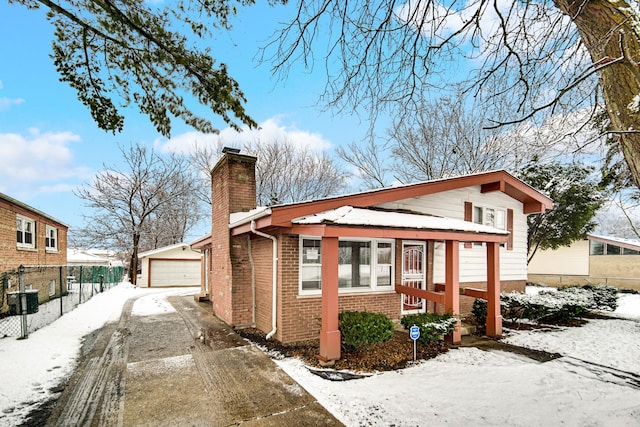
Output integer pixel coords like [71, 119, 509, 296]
[150, 259, 200, 287]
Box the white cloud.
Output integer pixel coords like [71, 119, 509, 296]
[157, 116, 333, 155]
[0, 129, 92, 196]
[0, 96, 25, 112]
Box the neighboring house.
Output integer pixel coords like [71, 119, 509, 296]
[528, 234, 640, 291]
[0, 192, 68, 309]
[67, 248, 111, 266]
[138, 243, 202, 287]
[67, 248, 125, 267]
[203, 151, 552, 362]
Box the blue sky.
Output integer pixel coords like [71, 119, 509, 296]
[0, 2, 378, 241]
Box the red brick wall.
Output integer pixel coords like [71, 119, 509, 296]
[270, 235, 401, 343]
[261, 235, 524, 343]
[253, 237, 274, 332]
[0, 199, 67, 272]
[210, 153, 257, 324]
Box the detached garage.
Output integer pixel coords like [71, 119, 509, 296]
[138, 243, 202, 287]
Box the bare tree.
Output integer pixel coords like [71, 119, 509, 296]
[268, 0, 640, 188]
[340, 92, 603, 187]
[337, 138, 393, 189]
[388, 94, 507, 182]
[188, 139, 227, 206]
[245, 139, 349, 205]
[189, 138, 349, 206]
[75, 143, 200, 285]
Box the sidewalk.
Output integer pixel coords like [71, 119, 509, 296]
[46, 292, 342, 426]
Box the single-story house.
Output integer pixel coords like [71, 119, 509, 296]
[205, 151, 552, 362]
[528, 234, 640, 291]
[138, 243, 202, 287]
[67, 248, 113, 266]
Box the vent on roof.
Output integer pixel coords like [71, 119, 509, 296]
[222, 146, 241, 154]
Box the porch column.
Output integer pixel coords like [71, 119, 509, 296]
[486, 241, 502, 337]
[444, 240, 461, 344]
[319, 236, 341, 362]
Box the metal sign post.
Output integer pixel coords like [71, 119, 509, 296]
[410, 325, 420, 361]
[18, 265, 28, 339]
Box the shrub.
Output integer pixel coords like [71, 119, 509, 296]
[579, 284, 618, 311]
[401, 312, 457, 344]
[339, 311, 395, 350]
[473, 285, 618, 326]
[472, 298, 487, 328]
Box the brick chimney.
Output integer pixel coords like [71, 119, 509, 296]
[210, 149, 257, 325]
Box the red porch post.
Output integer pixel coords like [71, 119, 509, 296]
[444, 240, 461, 344]
[486, 241, 502, 337]
[319, 236, 341, 362]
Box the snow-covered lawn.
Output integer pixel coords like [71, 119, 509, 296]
[277, 292, 640, 426]
[1, 285, 639, 426]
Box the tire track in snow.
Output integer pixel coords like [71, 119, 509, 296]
[48, 296, 140, 426]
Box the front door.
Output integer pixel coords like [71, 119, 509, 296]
[401, 241, 426, 314]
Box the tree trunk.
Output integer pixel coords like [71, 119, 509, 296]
[130, 232, 140, 287]
[554, 0, 640, 187]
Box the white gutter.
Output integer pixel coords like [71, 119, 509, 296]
[250, 220, 278, 340]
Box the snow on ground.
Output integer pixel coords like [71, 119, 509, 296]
[275, 292, 640, 426]
[1, 285, 639, 426]
[0, 283, 194, 425]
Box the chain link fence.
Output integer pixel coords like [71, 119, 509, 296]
[0, 265, 125, 339]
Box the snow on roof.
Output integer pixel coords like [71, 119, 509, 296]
[67, 249, 110, 264]
[292, 206, 510, 235]
[588, 234, 640, 251]
[229, 206, 271, 228]
[137, 242, 194, 258]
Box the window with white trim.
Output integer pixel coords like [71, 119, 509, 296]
[45, 225, 58, 251]
[16, 215, 35, 249]
[299, 237, 394, 294]
[301, 238, 322, 291]
[49, 280, 56, 296]
[472, 205, 507, 247]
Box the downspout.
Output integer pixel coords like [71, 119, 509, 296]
[247, 235, 256, 327]
[250, 220, 278, 340]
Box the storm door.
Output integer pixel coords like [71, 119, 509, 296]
[401, 241, 426, 314]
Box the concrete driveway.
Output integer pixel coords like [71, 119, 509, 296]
[46, 291, 342, 426]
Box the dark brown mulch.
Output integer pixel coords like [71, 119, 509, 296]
[235, 328, 450, 373]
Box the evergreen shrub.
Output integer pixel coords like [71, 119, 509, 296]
[338, 311, 395, 350]
[400, 312, 457, 344]
[472, 285, 619, 326]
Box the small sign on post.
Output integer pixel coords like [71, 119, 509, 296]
[410, 325, 420, 361]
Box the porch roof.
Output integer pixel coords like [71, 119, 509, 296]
[292, 206, 509, 235]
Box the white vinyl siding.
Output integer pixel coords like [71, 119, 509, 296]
[377, 186, 527, 283]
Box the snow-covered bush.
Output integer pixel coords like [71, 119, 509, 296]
[472, 285, 618, 326]
[572, 284, 618, 311]
[401, 312, 457, 344]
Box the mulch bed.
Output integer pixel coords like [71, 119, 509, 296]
[235, 328, 450, 372]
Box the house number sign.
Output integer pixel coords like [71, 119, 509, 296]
[410, 325, 420, 361]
